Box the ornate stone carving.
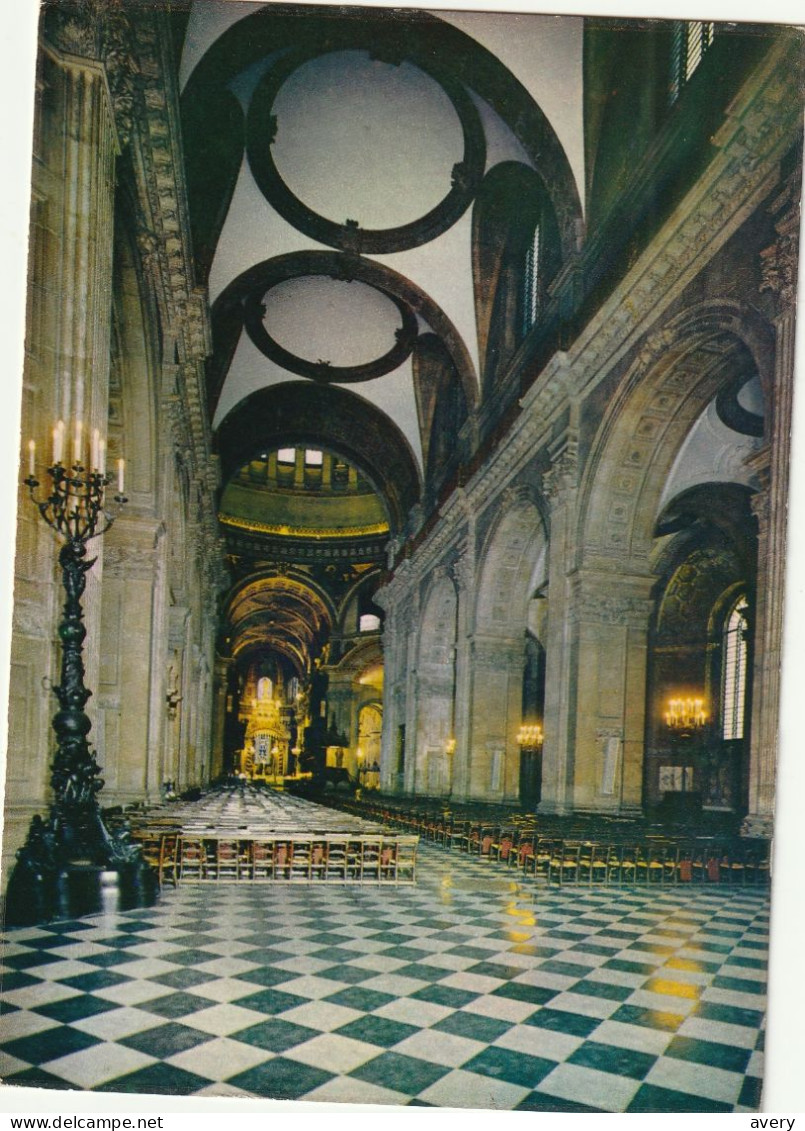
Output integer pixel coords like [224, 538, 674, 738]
[542, 434, 578, 507]
[449, 542, 475, 594]
[571, 575, 654, 628]
[47, 2, 103, 58]
[760, 177, 801, 310]
[102, 7, 138, 148]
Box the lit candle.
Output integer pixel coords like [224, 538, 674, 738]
[117, 457, 125, 494]
[53, 420, 64, 465]
[98, 439, 106, 475]
[91, 428, 99, 471]
[28, 439, 35, 477]
[73, 420, 83, 466]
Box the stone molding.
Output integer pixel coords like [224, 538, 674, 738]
[760, 167, 801, 312]
[542, 432, 579, 508]
[569, 573, 655, 628]
[470, 635, 523, 669]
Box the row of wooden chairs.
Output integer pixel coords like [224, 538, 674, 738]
[324, 800, 770, 888]
[132, 831, 418, 885]
[491, 836, 770, 886]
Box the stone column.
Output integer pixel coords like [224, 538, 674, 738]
[539, 434, 580, 814]
[41, 17, 121, 724]
[211, 655, 232, 780]
[466, 636, 523, 801]
[743, 173, 800, 837]
[412, 566, 455, 797]
[166, 605, 190, 789]
[3, 14, 122, 874]
[566, 571, 655, 814]
[376, 566, 417, 794]
[449, 544, 476, 800]
[98, 517, 165, 805]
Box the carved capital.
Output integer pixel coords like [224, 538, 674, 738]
[46, 2, 103, 59]
[102, 7, 138, 148]
[759, 227, 799, 309]
[760, 163, 802, 312]
[449, 543, 475, 594]
[542, 434, 578, 508]
[749, 487, 771, 528]
[571, 574, 654, 628]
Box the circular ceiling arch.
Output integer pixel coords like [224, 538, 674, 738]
[209, 251, 479, 413]
[242, 268, 419, 383]
[246, 44, 486, 254]
[215, 380, 422, 534]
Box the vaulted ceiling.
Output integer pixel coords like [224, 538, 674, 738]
[178, 1, 585, 671]
[180, 2, 583, 477]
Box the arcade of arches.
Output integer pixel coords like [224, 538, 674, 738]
[2, 1, 803, 887]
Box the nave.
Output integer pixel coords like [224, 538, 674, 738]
[0, 789, 768, 1112]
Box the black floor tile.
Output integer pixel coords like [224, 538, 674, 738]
[739, 1074, 763, 1109]
[461, 1046, 556, 1089]
[2, 1025, 100, 1063]
[149, 968, 219, 991]
[324, 986, 397, 1012]
[516, 1092, 605, 1113]
[431, 1011, 512, 1043]
[349, 1050, 450, 1095]
[136, 992, 213, 1019]
[491, 982, 558, 1006]
[33, 994, 119, 1023]
[665, 1034, 751, 1074]
[567, 1040, 656, 1079]
[334, 1014, 419, 1048]
[610, 1004, 685, 1031]
[96, 1062, 212, 1095]
[121, 1022, 213, 1057]
[409, 984, 479, 1009]
[230, 988, 310, 1015]
[227, 1056, 334, 1099]
[230, 1018, 320, 1053]
[3, 1068, 78, 1091]
[59, 971, 132, 993]
[627, 1083, 732, 1112]
[522, 1007, 600, 1038]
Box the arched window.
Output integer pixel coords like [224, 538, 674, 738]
[721, 594, 748, 740]
[521, 222, 541, 339]
[257, 675, 273, 701]
[670, 21, 715, 104]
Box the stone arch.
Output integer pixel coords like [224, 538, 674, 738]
[461, 491, 547, 801]
[579, 301, 774, 571]
[475, 489, 547, 637]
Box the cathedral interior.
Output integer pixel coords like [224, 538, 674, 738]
[0, 0, 803, 1113]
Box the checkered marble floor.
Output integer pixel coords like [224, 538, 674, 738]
[0, 845, 768, 1111]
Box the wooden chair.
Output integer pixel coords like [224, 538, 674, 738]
[158, 833, 179, 888]
[325, 835, 349, 882]
[360, 836, 382, 882]
[178, 835, 207, 881]
[394, 836, 418, 883]
[250, 839, 275, 881]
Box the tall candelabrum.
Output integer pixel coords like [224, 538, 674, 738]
[8, 422, 150, 923]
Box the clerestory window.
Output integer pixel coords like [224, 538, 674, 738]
[670, 21, 715, 105]
[721, 594, 748, 740]
[522, 223, 542, 339]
